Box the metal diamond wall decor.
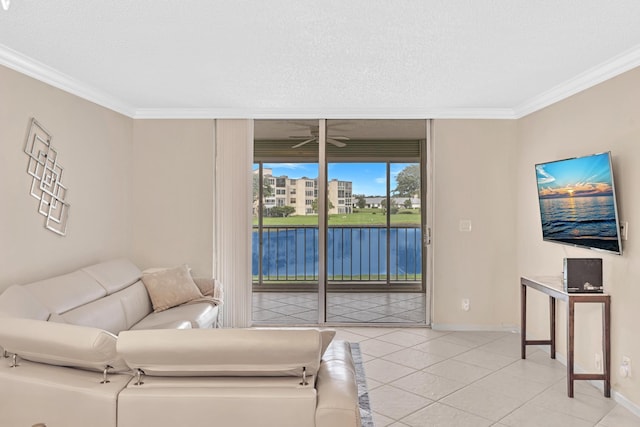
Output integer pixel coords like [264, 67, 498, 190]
[24, 118, 70, 236]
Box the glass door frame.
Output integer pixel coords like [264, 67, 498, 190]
[317, 119, 328, 323]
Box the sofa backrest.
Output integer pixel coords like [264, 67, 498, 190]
[118, 329, 325, 377]
[0, 317, 128, 372]
[24, 270, 106, 315]
[0, 258, 150, 334]
[82, 258, 143, 294]
[55, 281, 153, 334]
[0, 285, 50, 320]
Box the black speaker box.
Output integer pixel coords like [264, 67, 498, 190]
[563, 258, 603, 293]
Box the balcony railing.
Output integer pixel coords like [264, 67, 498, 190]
[252, 225, 422, 286]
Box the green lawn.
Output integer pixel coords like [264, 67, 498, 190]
[254, 209, 421, 226]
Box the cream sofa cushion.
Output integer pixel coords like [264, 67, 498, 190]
[0, 359, 131, 427]
[141, 265, 202, 312]
[130, 302, 217, 330]
[59, 293, 128, 334]
[117, 378, 317, 427]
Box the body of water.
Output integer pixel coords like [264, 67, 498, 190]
[252, 226, 422, 281]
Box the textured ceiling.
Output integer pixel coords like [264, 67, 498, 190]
[1, 1, 640, 118]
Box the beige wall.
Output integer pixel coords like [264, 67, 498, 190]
[516, 67, 640, 405]
[431, 119, 519, 329]
[131, 120, 215, 277]
[0, 65, 133, 289]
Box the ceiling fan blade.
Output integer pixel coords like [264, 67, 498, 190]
[327, 136, 350, 140]
[291, 138, 315, 149]
[328, 138, 347, 148]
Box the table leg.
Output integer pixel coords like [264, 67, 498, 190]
[567, 298, 575, 398]
[550, 296, 556, 359]
[603, 299, 611, 397]
[521, 284, 526, 359]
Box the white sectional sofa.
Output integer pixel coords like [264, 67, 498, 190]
[0, 258, 221, 332]
[0, 259, 360, 427]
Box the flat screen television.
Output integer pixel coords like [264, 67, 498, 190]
[535, 151, 622, 255]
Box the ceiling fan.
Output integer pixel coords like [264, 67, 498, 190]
[289, 124, 349, 149]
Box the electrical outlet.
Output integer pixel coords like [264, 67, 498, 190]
[595, 353, 602, 371]
[621, 356, 632, 378]
[462, 298, 470, 311]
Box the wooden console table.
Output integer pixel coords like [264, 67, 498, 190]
[520, 276, 611, 398]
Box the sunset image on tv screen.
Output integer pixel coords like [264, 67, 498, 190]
[536, 152, 621, 254]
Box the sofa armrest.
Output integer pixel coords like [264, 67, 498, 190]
[192, 277, 224, 305]
[135, 320, 193, 330]
[117, 328, 322, 377]
[192, 277, 213, 296]
[315, 340, 361, 427]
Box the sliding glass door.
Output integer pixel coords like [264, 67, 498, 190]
[252, 119, 429, 325]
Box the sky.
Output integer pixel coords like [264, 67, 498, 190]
[536, 152, 614, 199]
[256, 162, 415, 196]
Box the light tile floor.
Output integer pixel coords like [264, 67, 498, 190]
[252, 292, 426, 324]
[333, 327, 640, 427]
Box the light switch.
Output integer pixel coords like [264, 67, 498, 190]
[620, 221, 628, 241]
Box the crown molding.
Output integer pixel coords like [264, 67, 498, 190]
[513, 44, 640, 118]
[132, 107, 517, 120]
[0, 43, 136, 117]
[2, 41, 639, 121]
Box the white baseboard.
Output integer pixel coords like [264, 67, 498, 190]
[537, 346, 640, 418]
[610, 390, 640, 419]
[431, 323, 519, 333]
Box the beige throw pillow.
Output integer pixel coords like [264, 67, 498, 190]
[141, 265, 203, 312]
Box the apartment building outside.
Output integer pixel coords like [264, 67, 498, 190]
[258, 169, 352, 215]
